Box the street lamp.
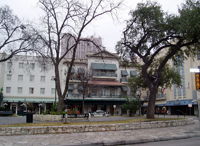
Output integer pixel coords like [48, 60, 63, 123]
[136, 90, 141, 116]
[51, 77, 56, 104]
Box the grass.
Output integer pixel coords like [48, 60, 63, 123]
[0, 117, 184, 128]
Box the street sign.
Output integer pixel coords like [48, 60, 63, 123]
[188, 104, 192, 107]
[190, 68, 200, 72]
[113, 105, 116, 108]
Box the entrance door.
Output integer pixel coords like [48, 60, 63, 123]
[11, 103, 18, 114]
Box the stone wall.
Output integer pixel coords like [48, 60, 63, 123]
[0, 119, 194, 136]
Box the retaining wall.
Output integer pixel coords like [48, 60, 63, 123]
[0, 119, 194, 136]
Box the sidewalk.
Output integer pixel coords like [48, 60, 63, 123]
[0, 118, 200, 146]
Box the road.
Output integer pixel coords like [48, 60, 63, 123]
[130, 137, 200, 146]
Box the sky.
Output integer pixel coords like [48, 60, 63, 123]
[0, 0, 185, 53]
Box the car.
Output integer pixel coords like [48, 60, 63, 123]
[91, 110, 106, 116]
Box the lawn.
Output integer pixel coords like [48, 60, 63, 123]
[0, 117, 184, 128]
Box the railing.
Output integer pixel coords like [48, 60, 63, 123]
[177, 110, 186, 118]
[120, 77, 127, 82]
[93, 72, 117, 77]
[67, 94, 123, 98]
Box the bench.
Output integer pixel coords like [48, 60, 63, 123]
[61, 113, 89, 122]
[0, 111, 13, 116]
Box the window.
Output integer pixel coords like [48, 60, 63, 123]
[40, 88, 45, 94]
[6, 87, 11, 93]
[7, 62, 12, 69]
[7, 74, 12, 81]
[40, 76, 45, 82]
[30, 63, 35, 70]
[29, 75, 34, 82]
[51, 88, 55, 94]
[18, 75, 23, 81]
[17, 87, 23, 94]
[29, 88, 34, 94]
[19, 62, 24, 69]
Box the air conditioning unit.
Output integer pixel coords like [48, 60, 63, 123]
[8, 70, 12, 73]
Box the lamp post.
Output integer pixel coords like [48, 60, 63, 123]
[136, 90, 141, 116]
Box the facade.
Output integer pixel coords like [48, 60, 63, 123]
[0, 51, 137, 115]
[62, 50, 137, 115]
[142, 54, 199, 116]
[1, 49, 199, 116]
[0, 55, 56, 114]
[61, 35, 102, 59]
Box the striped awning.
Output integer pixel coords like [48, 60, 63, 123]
[121, 70, 128, 76]
[89, 80, 125, 86]
[121, 86, 129, 92]
[3, 97, 56, 103]
[130, 71, 137, 76]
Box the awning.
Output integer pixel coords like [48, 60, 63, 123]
[89, 81, 125, 86]
[68, 67, 75, 73]
[78, 84, 83, 90]
[91, 63, 117, 71]
[68, 84, 74, 90]
[130, 71, 137, 76]
[121, 70, 128, 76]
[121, 86, 129, 92]
[78, 68, 85, 74]
[3, 97, 56, 103]
[165, 99, 197, 106]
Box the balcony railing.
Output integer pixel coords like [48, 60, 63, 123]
[67, 94, 123, 98]
[93, 72, 117, 77]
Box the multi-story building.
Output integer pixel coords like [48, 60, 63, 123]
[142, 54, 199, 116]
[61, 35, 102, 59]
[0, 50, 138, 115]
[1, 49, 199, 116]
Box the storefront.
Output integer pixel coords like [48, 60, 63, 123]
[3, 97, 56, 114]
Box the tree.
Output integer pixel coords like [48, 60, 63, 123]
[0, 5, 38, 62]
[116, 0, 200, 118]
[74, 67, 93, 114]
[36, 0, 122, 112]
[122, 97, 139, 117]
[127, 61, 182, 116]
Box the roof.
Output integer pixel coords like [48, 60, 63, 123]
[89, 80, 125, 86]
[91, 63, 117, 71]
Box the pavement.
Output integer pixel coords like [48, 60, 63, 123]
[0, 115, 200, 146]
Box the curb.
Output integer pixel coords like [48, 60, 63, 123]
[67, 133, 200, 146]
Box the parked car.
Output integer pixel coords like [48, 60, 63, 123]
[91, 110, 107, 116]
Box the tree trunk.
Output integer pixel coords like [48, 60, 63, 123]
[57, 95, 64, 113]
[146, 88, 158, 119]
[139, 102, 141, 116]
[82, 99, 85, 114]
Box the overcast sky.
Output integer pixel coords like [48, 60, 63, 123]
[0, 0, 185, 53]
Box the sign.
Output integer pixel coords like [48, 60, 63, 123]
[190, 68, 200, 72]
[113, 105, 116, 108]
[188, 104, 192, 107]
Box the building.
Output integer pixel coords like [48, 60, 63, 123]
[61, 35, 102, 59]
[142, 53, 199, 116]
[0, 51, 138, 115]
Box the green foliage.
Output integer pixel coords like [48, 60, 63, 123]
[0, 107, 11, 111]
[51, 103, 58, 112]
[122, 97, 139, 117]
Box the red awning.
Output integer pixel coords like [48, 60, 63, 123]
[89, 80, 125, 86]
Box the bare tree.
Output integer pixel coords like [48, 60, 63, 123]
[36, 0, 122, 112]
[74, 67, 93, 114]
[0, 5, 39, 62]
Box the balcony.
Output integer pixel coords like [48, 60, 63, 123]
[93, 72, 117, 79]
[67, 94, 123, 98]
